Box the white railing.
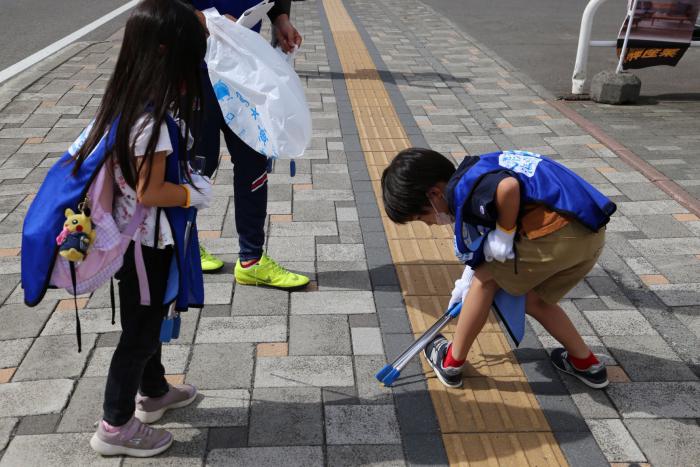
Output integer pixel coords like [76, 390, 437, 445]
[572, 0, 700, 94]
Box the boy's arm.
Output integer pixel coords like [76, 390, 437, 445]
[493, 177, 520, 231]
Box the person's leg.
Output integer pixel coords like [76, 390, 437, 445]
[450, 266, 499, 360]
[192, 69, 225, 272]
[424, 266, 498, 388]
[526, 292, 589, 359]
[103, 245, 171, 426]
[223, 127, 268, 262]
[224, 126, 310, 289]
[92, 245, 173, 457]
[195, 68, 223, 179]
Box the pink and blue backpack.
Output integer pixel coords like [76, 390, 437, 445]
[21, 116, 204, 351]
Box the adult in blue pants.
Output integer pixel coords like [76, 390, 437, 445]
[189, 0, 309, 290]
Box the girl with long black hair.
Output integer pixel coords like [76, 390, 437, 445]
[73, 0, 209, 457]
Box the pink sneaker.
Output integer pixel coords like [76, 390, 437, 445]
[90, 417, 172, 457]
[135, 384, 197, 424]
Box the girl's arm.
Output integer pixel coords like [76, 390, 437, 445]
[494, 177, 520, 231]
[136, 151, 187, 207]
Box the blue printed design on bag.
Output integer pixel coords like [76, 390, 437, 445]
[235, 91, 250, 107]
[213, 81, 231, 101]
[258, 125, 269, 145]
[224, 112, 235, 125]
[498, 150, 541, 177]
[251, 108, 260, 120]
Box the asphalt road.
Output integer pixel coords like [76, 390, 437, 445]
[0, 0, 132, 72]
[419, 0, 699, 97]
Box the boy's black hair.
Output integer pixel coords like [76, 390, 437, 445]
[381, 148, 456, 224]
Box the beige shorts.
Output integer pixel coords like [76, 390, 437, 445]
[485, 221, 605, 305]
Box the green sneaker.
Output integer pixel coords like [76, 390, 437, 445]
[200, 245, 224, 273]
[234, 254, 310, 289]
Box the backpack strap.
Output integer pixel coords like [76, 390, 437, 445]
[122, 204, 151, 306]
[69, 262, 82, 353]
[110, 279, 116, 325]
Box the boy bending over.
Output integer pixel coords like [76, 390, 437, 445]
[381, 148, 616, 389]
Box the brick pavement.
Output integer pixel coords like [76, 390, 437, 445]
[0, 0, 699, 466]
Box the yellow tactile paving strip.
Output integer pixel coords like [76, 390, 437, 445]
[321, 0, 568, 465]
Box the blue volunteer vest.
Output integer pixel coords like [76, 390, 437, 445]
[22, 116, 204, 311]
[451, 150, 616, 268]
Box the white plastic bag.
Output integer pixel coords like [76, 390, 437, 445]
[203, 8, 311, 159]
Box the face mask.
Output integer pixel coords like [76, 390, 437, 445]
[429, 196, 453, 226]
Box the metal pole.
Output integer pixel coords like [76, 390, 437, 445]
[616, 0, 640, 73]
[572, 0, 612, 94]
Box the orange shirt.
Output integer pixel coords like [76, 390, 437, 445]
[519, 204, 570, 240]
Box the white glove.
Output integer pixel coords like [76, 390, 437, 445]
[185, 174, 212, 210]
[448, 266, 475, 308]
[484, 224, 516, 263]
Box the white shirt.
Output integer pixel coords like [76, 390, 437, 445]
[112, 116, 175, 249]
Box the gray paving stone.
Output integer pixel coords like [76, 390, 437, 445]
[317, 261, 371, 291]
[293, 200, 336, 221]
[0, 379, 74, 418]
[157, 389, 250, 428]
[14, 414, 60, 436]
[348, 313, 379, 328]
[336, 206, 359, 222]
[606, 382, 700, 418]
[0, 303, 55, 339]
[647, 254, 700, 283]
[0, 417, 17, 452]
[582, 309, 655, 336]
[317, 243, 365, 261]
[617, 200, 688, 216]
[354, 356, 394, 404]
[266, 236, 316, 261]
[206, 446, 324, 467]
[196, 316, 286, 343]
[269, 221, 338, 237]
[203, 282, 233, 305]
[186, 343, 254, 389]
[561, 377, 620, 419]
[231, 285, 288, 316]
[249, 387, 323, 446]
[602, 335, 697, 381]
[325, 405, 401, 445]
[0, 433, 119, 467]
[625, 418, 700, 467]
[56, 376, 105, 433]
[41, 307, 121, 336]
[552, 431, 610, 467]
[289, 315, 351, 356]
[291, 291, 375, 315]
[351, 327, 384, 355]
[630, 238, 700, 257]
[0, 338, 32, 368]
[206, 426, 247, 450]
[122, 428, 207, 467]
[649, 282, 700, 306]
[14, 334, 97, 381]
[293, 189, 354, 202]
[629, 214, 694, 238]
[255, 356, 354, 387]
[327, 445, 406, 466]
[586, 419, 646, 463]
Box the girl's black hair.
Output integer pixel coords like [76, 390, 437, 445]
[72, 0, 206, 192]
[381, 148, 456, 224]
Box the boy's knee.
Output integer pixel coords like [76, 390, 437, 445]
[473, 266, 497, 290]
